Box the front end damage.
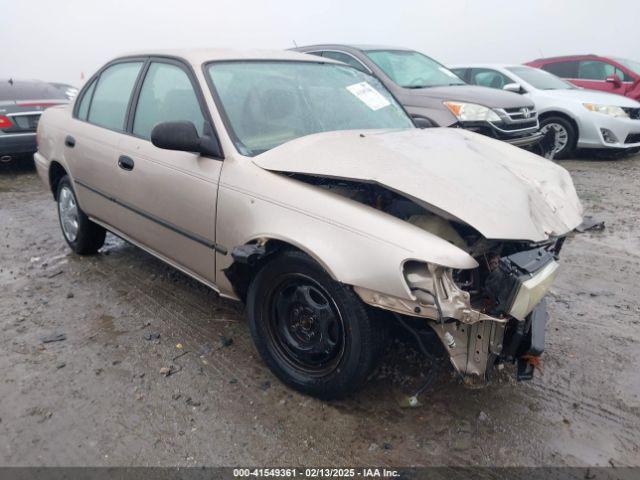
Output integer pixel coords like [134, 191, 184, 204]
[356, 239, 563, 384]
[278, 171, 569, 384]
[251, 129, 583, 385]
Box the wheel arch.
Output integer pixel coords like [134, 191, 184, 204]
[48, 161, 68, 200]
[539, 110, 580, 146]
[223, 236, 339, 302]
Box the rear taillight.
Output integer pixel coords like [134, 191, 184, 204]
[0, 115, 13, 129]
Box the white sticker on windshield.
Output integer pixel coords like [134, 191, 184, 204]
[346, 82, 390, 111]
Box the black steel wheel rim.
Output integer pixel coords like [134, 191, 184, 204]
[264, 273, 346, 376]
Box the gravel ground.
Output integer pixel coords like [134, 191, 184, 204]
[1, 153, 639, 467]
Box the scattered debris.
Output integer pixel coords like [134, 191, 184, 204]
[66, 292, 74, 299]
[383, 442, 393, 450]
[56, 363, 66, 370]
[185, 397, 201, 407]
[368, 443, 378, 452]
[40, 333, 66, 344]
[94, 368, 103, 376]
[575, 216, 605, 233]
[229, 378, 238, 384]
[144, 332, 160, 341]
[47, 270, 64, 278]
[172, 390, 182, 401]
[159, 365, 181, 377]
[172, 350, 189, 362]
[478, 411, 489, 422]
[219, 336, 234, 348]
[176, 343, 183, 349]
[259, 381, 271, 391]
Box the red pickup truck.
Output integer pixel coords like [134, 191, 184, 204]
[526, 55, 640, 101]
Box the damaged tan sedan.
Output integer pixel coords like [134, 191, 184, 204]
[35, 49, 583, 398]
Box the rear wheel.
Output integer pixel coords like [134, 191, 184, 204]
[539, 116, 576, 159]
[56, 175, 106, 254]
[246, 250, 382, 399]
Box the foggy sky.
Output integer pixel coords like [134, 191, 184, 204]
[3, 0, 639, 86]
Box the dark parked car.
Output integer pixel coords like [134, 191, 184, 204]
[293, 44, 547, 153]
[0, 79, 68, 165]
[526, 55, 640, 102]
[49, 82, 79, 100]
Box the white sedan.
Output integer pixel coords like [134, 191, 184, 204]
[451, 64, 640, 158]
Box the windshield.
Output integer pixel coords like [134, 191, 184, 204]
[206, 61, 413, 156]
[364, 50, 465, 88]
[507, 66, 575, 90]
[613, 58, 640, 76]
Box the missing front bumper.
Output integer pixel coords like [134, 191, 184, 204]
[355, 246, 558, 383]
[429, 298, 548, 383]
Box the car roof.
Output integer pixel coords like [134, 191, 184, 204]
[118, 48, 341, 66]
[449, 63, 522, 69]
[0, 78, 69, 102]
[296, 44, 412, 52]
[531, 54, 602, 62]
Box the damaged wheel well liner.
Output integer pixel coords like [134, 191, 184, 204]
[225, 239, 326, 301]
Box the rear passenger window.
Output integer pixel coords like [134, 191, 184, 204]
[133, 62, 205, 140]
[542, 61, 579, 78]
[76, 80, 96, 120]
[88, 62, 143, 131]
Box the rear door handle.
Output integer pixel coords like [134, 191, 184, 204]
[118, 155, 135, 171]
[65, 135, 75, 148]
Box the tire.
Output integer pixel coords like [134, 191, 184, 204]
[56, 175, 106, 254]
[539, 115, 576, 159]
[246, 250, 383, 399]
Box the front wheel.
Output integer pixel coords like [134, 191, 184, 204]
[56, 175, 106, 254]
[539, 116, 576, 159]
[246, 250, 383, 399]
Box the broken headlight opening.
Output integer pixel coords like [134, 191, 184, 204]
[396, 240, 564, 386]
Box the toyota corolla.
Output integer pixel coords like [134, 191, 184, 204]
[34, 49, 583, 398]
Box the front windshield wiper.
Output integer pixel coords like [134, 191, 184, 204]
[405, 83, 464, 89]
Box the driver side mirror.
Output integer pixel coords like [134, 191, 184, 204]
[151, 121, 222, 158]
[605, 74, 622, 88]
[503, 82, 524, 94]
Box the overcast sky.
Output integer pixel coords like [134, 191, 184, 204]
[3, 0, 639, 85]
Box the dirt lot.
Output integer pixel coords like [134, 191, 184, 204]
[1, 153, 639, 468]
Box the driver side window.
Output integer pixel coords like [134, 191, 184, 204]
[133, 62, 205, 140]
[469, 68, 512, 89]
[578, 61, 630, 81]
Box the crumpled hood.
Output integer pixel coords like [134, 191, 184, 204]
[253, 128, 583, 242]
[400, 85, 534, 109]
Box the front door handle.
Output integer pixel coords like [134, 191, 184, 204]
[118, 155, 135, 171]
[65, 135, 75, 148]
